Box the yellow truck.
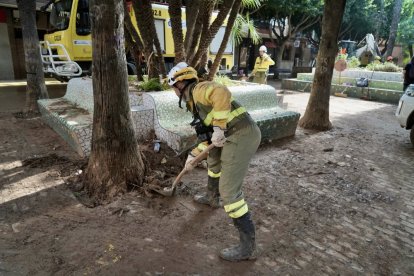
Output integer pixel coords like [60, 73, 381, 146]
[40, 0, 234, 80]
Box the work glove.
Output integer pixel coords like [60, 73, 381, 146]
[211, 127, 226, 147]
[185, 154, 196, 171]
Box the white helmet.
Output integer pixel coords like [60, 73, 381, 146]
[167, 62, 198, 86]
[259, 45, 267, 53]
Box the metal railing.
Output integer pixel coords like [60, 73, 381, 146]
[39, 41, 83, 78]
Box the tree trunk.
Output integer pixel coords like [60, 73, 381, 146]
[186, 2, 207, 61]
[409, 44, 413, 59]
[124, 27, 143, 81]
[374, 0, 384, 43]
[124, 1, 144, 81]
[133, 0, 165, 79]
[184, 0, 200, 56]
[276, 42, 287, 70]
[169, 0, 185, 63]
[208, 0, 242, 80]
[298, 0, 347, 131]
[190, 0, 234, 68]
[384, 0, 403, 58]
[86, 0, 145, 203]
[17, 0, 48, 114]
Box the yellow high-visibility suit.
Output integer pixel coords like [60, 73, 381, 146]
[251, 54, 275, 84]
[186, 81, 261, 218]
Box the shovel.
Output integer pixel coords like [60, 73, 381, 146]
[151, 143, 215, 197]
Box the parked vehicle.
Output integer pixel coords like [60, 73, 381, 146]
[39, 0, 234, 81]
[396, 84, 414, 145]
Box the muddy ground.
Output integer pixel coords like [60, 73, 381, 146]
[1, 91, 414, 275]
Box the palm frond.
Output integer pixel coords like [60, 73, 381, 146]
[241, 0, 263, 9]
[231, 13, 262, 46]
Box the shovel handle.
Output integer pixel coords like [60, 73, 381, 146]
[172, 143, 215, 187]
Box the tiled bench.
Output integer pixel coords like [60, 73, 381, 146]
[143, 82, 301, 152]
[38, 78, 154, 157]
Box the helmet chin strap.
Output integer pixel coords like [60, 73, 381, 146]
[177, 81, 193, 109]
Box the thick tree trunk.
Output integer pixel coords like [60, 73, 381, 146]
[86, 0, 145, 203]
[384, 0, 403, 58]
[17, 0, 48, 114]
[133, 0, 165, 79]
[208, 0, 242, 80]
[190, 0, 234, 68]
[184, 0, 200, 56]
[169, 0, 185, 63]
[298, 0, 347, 131]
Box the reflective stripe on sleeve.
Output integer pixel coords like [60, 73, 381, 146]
[227, 107, 247, 122]
[197, 143, 208, 151]
[213, 110, 230, 120]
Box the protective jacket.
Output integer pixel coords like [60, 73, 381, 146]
[186, 81, 248, 156]
[251, 54, 275, 75]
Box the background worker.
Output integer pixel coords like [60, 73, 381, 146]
[249, 45, 275, 84]
[167, 62, 261, 262]
[403, 56, 414, 91]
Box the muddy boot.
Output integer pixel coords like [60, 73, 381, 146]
[219, 212, 256, 262]
[193, 176, 220, 208]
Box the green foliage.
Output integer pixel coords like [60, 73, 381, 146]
[397, 0, 414, 61]
[347, 56, 361, 68]
[241, 0, 262, 9]
[128, 75, 137, 82]
[213, 75, 234, 86]
[254, 0, 323, 44]
[137, 78, 165, 92]
[366, 62, 401, 72]
[232, 13, 262, 46]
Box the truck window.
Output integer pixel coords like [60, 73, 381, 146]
[50, 0, 73, 31]
[76, 0, 91, 35]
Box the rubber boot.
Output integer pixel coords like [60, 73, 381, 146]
[193, 176, 220, 208]
[219, 212, 256, 262]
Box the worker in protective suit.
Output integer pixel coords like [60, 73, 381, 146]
[249, 45, 275, 84]
[167, 62, 261, 262]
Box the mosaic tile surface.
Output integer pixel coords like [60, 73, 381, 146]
[40, 78, 300, 156]
[331, 70, 403, 82]
[143, 84, 300, 152]
[39, 78, 153, 157]
[297, 73, 403, 91]
[282, 79, 403, 104]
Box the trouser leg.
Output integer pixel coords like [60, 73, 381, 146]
[218, 123, 261, 261]
[193, 147, 221, 208]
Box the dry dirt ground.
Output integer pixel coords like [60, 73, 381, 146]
[1, 91, 414, 275]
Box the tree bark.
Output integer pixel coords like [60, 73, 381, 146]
[168, 0, 186, 63]
[86, 0, 145, 203]
[298, 0, 347, 131]
[208, 0, 242, 80]
[384, 0, 403, 58]
[186, 1, 208, 61]
[125, 27, 143, 81]
[17, 0, 48, 114]
[190, 0, 234, 68]
[409, 44, 413, 59]
[276, 42, 287, 70]
[124, 1, 144, 81]
[133, 0, 165, 79]
[184, 0, 200, 56]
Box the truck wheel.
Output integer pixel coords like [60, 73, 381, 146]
[411, 128, 414, 146]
